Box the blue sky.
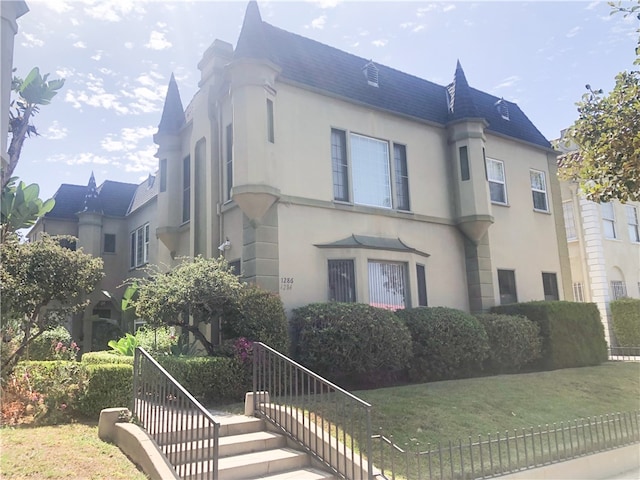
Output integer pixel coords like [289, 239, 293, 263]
[11, 0, 639, 201]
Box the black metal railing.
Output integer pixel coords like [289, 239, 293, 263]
[608, 346, 640, 361]
[133, 347, 220, 480]
[373, 411, 640, 480]
[252, 342, 375, 480]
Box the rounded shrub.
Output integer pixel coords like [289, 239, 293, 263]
[77, 364, 133, 419]
[222, 285, 289, 353]
[290, 303, 412, 388]
[27, 326, 72, 361]
[475, 313, 542, 373]
[396, 307, 489, 382]
[80, 351, 134, 365]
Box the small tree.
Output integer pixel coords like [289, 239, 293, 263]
[4, 67, 65, 188]
[0, 234, 103, 372]
[132, 256, 243, 356]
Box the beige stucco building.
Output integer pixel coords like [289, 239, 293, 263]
[32, 2, 574, 350]
[556, 131, 640, 346]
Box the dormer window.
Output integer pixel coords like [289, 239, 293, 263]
[362, 61, 379, 87]
[495, 98, 510, 121]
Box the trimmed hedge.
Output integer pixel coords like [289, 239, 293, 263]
[26, 326, 72, 361]
[157, 356, 249, 405]
[80, 351, 134, 365]
[77, 364, 133, 418]
[611, 298, 640, 347]
[475, 313, 542, 374]
[492, 301, 607, 370]
[290, 303, 413, 388]
[222, 285, 289, 353]
[396, 307, 489, 382]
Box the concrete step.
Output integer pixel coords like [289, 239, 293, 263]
[157, 415, 264, 445]
[248, 466, 337, 479]
[218, 447, 310, 480]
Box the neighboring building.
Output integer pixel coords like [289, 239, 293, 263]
[1, 1, 29, 171]
[556, 130, 640, 345]
[28, 173, 157, 350]
[35, 1, 574, 350]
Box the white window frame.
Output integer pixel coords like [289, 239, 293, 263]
[130, 223, 150, 269]
[530, 169, 549, 212]
[601, 202, 617, 239]
[626, 205, 639, 243]
[331, 129, 410, 211]
[486, 158, 508, 205]
[610, 280, 627, 300]
[368, 260, 407, 310]
[562, 201, 577, 240]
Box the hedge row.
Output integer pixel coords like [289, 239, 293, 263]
[610, 298, 640, 347]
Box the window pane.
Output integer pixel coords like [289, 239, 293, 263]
[331, 129, 349, 201]
[573, 282, 584, 302]
[601, 203, 616, 239]
[487, 158, 507, 204]
[416, 264, 427, 307]
[159, 159, 167, 193]
[611, 281, 627, 300]
[226, 124, 233, 200]
[530, 170, 545, 190]
[130, 232, 136, 268]
[498, 269, 517, 305]
[563, 201, 577, 240]
[350, 133, 391, 208]
[183, 156, 191, 222]
[104, 234, 116, 253]
[487, 159, 505, 182]
[267, 99, 274, 143]
[542, 272, 559, 301]
[394, 144, 410, 210]
[530, 170, 548, 211]
[328, 259, 355, 302]
[627, 205, 640, 242]
[489, 182, 506, 204]
[532, 191, 548, 211]
[369, 261, 406, 310]
[136, 227, 144, 266]
[459, 146, 470, 181]
[144, 224, 150, 263]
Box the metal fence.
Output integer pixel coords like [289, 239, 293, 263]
[252, 342, 375, 480]
[133, 347, 220, 480]
[373, 411, 640, 480]
[608, 346, 640, 362]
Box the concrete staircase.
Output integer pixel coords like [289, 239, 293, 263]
[167, 413, 337, 480]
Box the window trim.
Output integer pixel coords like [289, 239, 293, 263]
[530, 169, 549, 212]
[486, 157, 508, 205]
[130, 223, 150, 269]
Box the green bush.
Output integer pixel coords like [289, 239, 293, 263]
[158, 356, 249, 405]
[135, 326, 178, 356]
[475, 313, 542, 374]
[13, 361, 88, 425]
[77, 364, 133, 419]
[290, 303, 413, 387]
[80, 351, 134, 365]
[396, 307, 490, 382]
[222, 285, 289, 353]
[26, 326, 72, 361]
[611, 298, 640, 347]
[492, 301, 607, 370]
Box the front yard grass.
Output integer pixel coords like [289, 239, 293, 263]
[0, 422, 148, 480]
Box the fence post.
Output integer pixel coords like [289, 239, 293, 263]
[367, 406, 373, 480]
[132, 347, 140, 416]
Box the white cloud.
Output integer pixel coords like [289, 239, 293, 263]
[306, 0, 342, 8]
[124, 41, 134, 49]
[91, 51, 103, 61]
[56, 67, 76, 79]
[412, 25, 425, 33]
[73, 41, 87, 49]
[417, 5, 438, 17]
[400, 22, 414, 29]
[443, 4, 457, 13]
[123, 144, 159, 173]
[310, 15, 327, 30]
[45, 121, 68, 140]
[21, 33, 44, 48]
[372, 39, 388, 47]
[41, 0, 73, 13]
[47, 152, 112, 166]
[493, 75, 521, 90]
[70, 18, 80, 26]
[586, 1, 601, 10]
[566, 26, 581, 38]
[145, 31, 172, 50]
[84, 0, 145, 22]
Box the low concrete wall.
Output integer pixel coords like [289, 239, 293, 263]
[98, 407, 179, 480]
[500, 444, 640, 480]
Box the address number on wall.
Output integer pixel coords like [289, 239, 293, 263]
[280, 277, 294, 291]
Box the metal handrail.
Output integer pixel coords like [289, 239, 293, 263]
[133, 347, 220, 480]
[252, 342, 375, 480]
[373, 411, 640, 479]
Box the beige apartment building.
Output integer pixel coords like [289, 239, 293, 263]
[31, 2, 573, 350]
[556, 131, 640, 346]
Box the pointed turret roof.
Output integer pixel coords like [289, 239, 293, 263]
[157, 73, 185, 134]
[234, 1, 269, 61]
[447, 60, 480, 121]
[81, 172, 102, 214]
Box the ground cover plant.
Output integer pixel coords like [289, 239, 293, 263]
[0, 422, 147, 480]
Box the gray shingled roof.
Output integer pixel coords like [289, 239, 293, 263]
[315, 234, 430, 257]
[45, 179, 139, 220]
[127, 174, 158, 214]
[233, 1, 551, 149]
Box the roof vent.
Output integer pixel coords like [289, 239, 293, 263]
[495, 98, 510, 121]
[362, 60, 379, 87]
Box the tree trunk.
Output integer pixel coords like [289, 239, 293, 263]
[3, 104, 34, 188]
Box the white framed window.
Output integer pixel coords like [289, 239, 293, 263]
[486, 158, 507, 204]
[130, 223, 150, 269]
[611, 280, 627, 300]
[626, 205, 639, 243]
[368, 261, 407, 310]
[562, 201, 577, 240]
[573, 282, 584, 302]
[331, 129, 409, 210]
[601, 202, 616, 239]
[530, 169, 548, 212]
